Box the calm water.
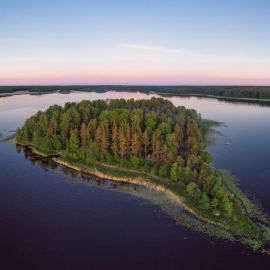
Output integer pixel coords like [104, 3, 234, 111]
[1, 92, 270, 269]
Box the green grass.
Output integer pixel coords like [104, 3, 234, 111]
[61, 157, 269, 246]
[17, 144, 270, 253]
[95, 163, 270, 251]
[219, 170, 269, 222]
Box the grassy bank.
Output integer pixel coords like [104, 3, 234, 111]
[59, 158, 270, 252]
[16, 142, 270, 252]
[14, 97, 270, 253]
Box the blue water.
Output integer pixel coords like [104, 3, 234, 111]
[1, 92, 270, 269]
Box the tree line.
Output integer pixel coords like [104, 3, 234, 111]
[2, 85, 270, 100]
[16, 98, 234, 216]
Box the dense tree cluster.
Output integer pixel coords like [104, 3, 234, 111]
[16, 98, 234, 216]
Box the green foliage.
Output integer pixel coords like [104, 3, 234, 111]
[179, 167, 192, 184]
[158, 122, 171, 136]
[105, 153, 113, 164]
[222, 196, 234, 216]
[39, 137, 53, 154]
[159, 165, 168, 178]
[199, 192, 211, 210]
[186, 182, 201, 202]
[67, 129, 80, 153]
[16, 98, 236, 217]
[211, 197, 219, 208]
[12, 94, 270, 250]
[146, 112, 156, 130]
[15, 128, 22, 142]
[170, 162, 179, 182]
[51, 136, 62, 151]
[130, 156, 140, 168]
[150, 166, 158, 176]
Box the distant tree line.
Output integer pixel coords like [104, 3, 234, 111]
[16, 98, 234, 216]
[2, 85, 270, 100]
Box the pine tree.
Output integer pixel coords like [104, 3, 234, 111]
[125, 123, 131, 156]
[100, 121, 109, 153]
[68, 128, 80, 153]
[80, 122, 89, 147]
[48, 117, 58, 136]
[131, 132, 140, 156]
[118, 123, 127, 159]
[174, 123, 183, 146]
[170, 162, 179, 182]
[89, 119, 97, 140]
[152, 131, 162, 166]
[111, 122, 118, 155]
[199, 192, 211, 210]
[142, 130, 149, 157]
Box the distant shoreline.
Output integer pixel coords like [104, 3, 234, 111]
[0, 89, 71, 97]
[2, 88, 270, 104]
[159, 93, 270, 103]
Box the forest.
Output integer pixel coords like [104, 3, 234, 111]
[2, 85, 270, 100]
[16, 98, 234, 218]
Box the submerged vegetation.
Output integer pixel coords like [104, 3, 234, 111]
[16, 98, 270, 252]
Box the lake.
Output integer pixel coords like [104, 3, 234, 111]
[1, 91, 270, 269]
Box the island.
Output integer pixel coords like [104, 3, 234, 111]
[15, 97, 270, 252]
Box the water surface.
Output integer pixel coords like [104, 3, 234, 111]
[1, 91, 270, 269]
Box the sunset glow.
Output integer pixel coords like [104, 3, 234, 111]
[0, 0, 269, 85]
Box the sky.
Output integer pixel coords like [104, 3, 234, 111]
[0, 0, 269, 86]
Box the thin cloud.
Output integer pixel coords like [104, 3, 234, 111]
[120, 43, 209, 58]
[120, 43, 186, 53]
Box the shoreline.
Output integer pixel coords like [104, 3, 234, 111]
[54, 159, 232, 232]
[15, 141, 270, 251]
[17, 142, 230, 232]
[2, 89, 270, 103]
[159, 93, 270, 103]
[0, 89, 71, 98]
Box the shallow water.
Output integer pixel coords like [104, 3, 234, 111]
[1, 91, 270, 269]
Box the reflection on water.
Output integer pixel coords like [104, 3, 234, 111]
[18, 144, 141, 193]
[18, 144, 233, 242]
[3, 90, 269, 212]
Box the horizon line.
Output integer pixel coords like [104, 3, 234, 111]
[0, 84, 270, 88]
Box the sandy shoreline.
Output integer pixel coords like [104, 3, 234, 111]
[16, 142, 229, 231]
